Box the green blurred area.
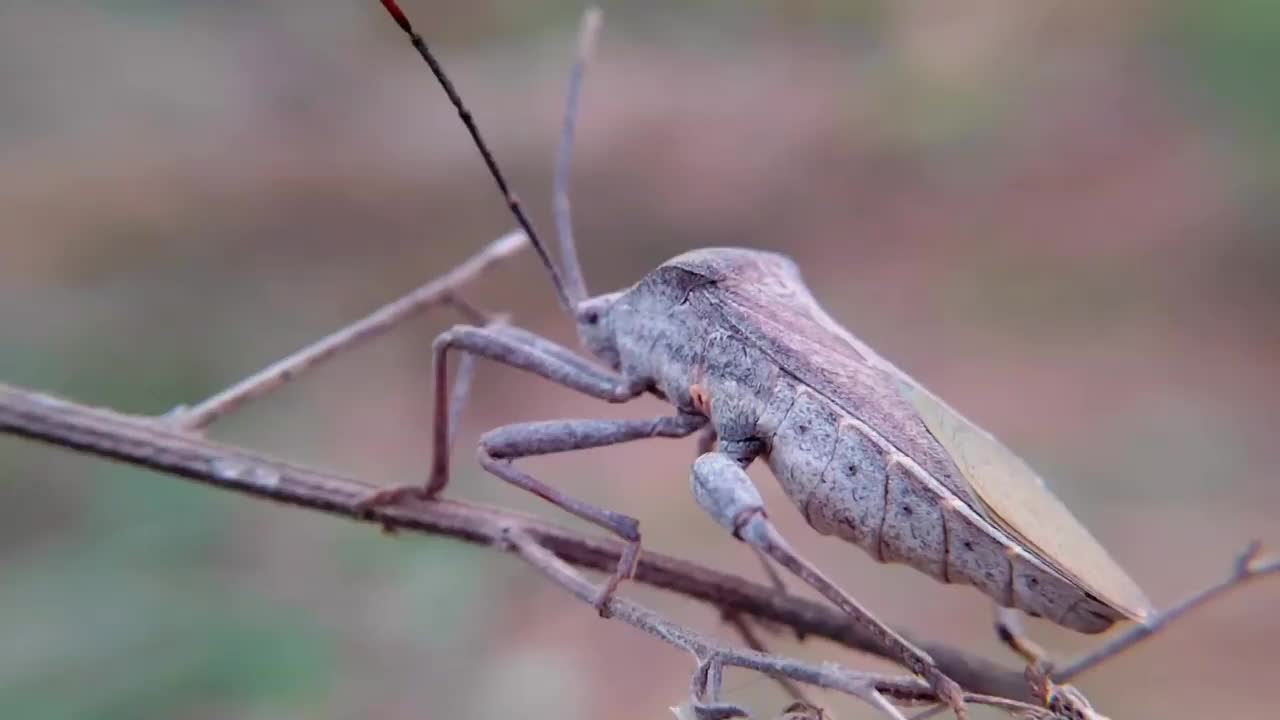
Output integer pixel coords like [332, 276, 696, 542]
[2, 1, 1278, 718]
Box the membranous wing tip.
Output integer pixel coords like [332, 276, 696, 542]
[895, 376, 1156, 623]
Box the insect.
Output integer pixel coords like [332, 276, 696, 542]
[363, 2, 1155, 715]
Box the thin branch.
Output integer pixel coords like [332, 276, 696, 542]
[723, 611, 815, 706]
[1055, 541, 1280, 681]
[2, 383, 1275, 712]
[0, 381, 1029, 701]
[906, 544, 1280, 720]
[504, 528, 912, 719]
[171, 231, 527, 429]
[506, 529, 1059, 720]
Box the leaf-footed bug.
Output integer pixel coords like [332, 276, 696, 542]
[359, 4, 1155, 717]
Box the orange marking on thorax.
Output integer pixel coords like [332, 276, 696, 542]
[689, 383, 712, 416]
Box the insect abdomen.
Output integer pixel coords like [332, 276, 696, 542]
[761, 383, 1120, 633]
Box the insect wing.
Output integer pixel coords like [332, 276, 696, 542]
[895, 377, 1155, 623]
[682, 248, 1152, 622]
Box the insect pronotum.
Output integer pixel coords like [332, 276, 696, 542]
[363, 2, 1155, 716]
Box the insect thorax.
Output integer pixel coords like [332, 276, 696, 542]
[608, 268, 776, 445]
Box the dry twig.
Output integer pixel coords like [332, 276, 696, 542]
[503, 528, 915, 719]
[0, 380, 1020, 699]
[503, 527, 1060, 719]
[723, 611, 816, 706]
[4, 380, 1275, 716]
[1056, 541, 1279, 681]
[906, 545, 1280, 719]
[170, 231, 527, 430]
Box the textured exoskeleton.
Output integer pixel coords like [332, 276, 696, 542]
[365, 4, 1154, 713]
[581, 248, 1153, 632]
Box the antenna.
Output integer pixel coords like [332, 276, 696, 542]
[553, 6, 603, 306]
[376, 0, 574, 312]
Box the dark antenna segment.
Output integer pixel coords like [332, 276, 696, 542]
[376, 0, 574, 312]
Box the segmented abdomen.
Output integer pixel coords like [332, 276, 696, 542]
[755, 377, 1119, 633]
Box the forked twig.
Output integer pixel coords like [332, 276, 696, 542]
[911, 546, 1280, 720]
[1056, 541, 1280, 681]
[506, 529, 1067, 719]
[912, 543, 1280, 720]
[505, 527, 980, 720]
[172, 231, 527, 429]
[1, 384, 1275, 715]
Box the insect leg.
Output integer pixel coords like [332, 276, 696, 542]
[994, 609, 1106, 719]
[443, 315, 582, 448]
[690, 452, 969, 719]
[357, 323, 650, 509]
[695, 427, 792, 594]
[479, 412, 708, 615]
[438, 300, 505, 450]
[993, 607, 1049, 668]
[485, 324, 611, 379]
[444, 316, 597, 449]
[695, 426, 795, 606]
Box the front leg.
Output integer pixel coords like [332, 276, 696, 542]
[480, 413, 707, 614]
[427, 325, 651, 494]
[358, 324, 648, 509]
[690, 452, 969, 719]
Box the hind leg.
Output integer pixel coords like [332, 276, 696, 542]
[690, 451, 969, 719]
[995, 608, 1105, 719]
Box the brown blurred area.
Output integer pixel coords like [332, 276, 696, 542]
[2, 2, 1278, 718]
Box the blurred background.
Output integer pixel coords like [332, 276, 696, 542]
[2, 1, 1278, 718]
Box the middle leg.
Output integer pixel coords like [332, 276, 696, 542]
[357, 323, 650, 509]
[480, 412, 708, 614]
